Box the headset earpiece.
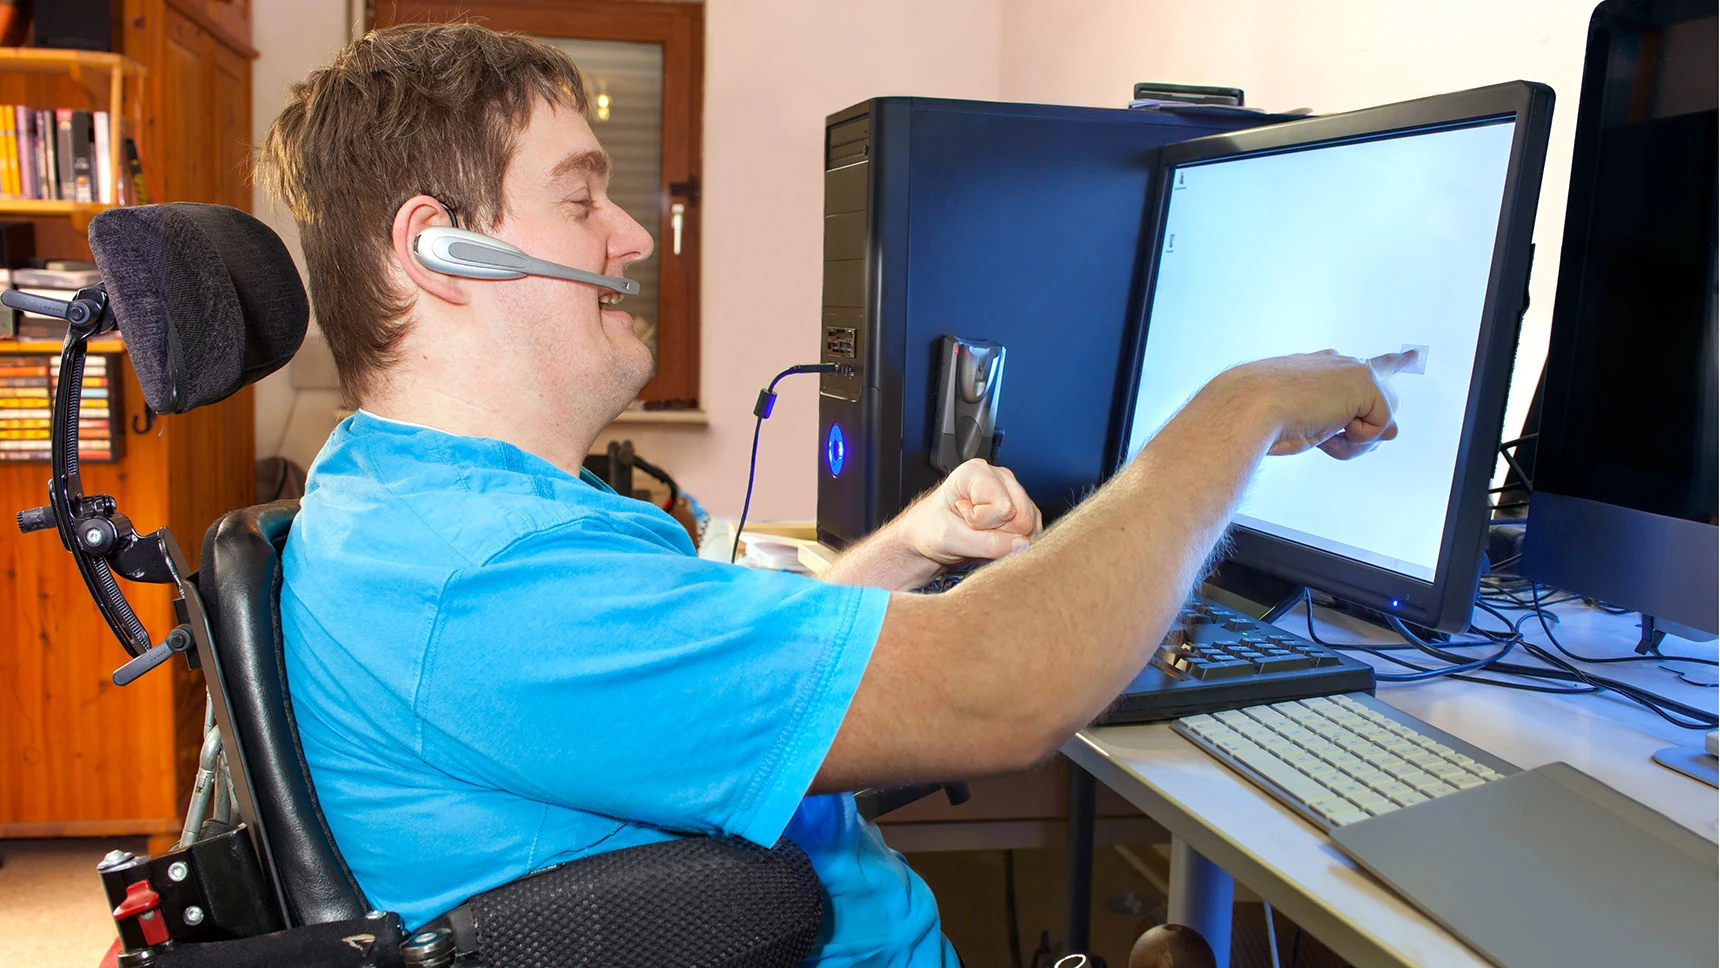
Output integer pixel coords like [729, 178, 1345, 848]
[411, 226, 640, 296]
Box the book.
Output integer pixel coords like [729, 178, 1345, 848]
[14, 268, 102, 289]
[54, 109, 74, 201]
[93, 110, 111, 204]
[17, 104, 35, 200]
[0, 105, 16, 196]
[123, 137, 148, 204]
[41, 109, 57, 200]
[69, 110, 93, 203]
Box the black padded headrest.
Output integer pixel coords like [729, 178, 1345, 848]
[87, 203, 308, 415]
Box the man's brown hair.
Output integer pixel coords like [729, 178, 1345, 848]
[258, 23, 587, 403]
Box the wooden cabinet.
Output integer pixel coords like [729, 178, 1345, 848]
[0, 0, 255, 850]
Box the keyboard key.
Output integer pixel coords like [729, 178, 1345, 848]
[1254, 654, 1316, 672]
[1182, 713, 1220, 731]
[1351, 794, 1396, 816]
[1451, 774, 1488, 790]
[1324, 752, 1366, 773]
[1214, 709, 1253, 726]
[1373, 781, 1417, 801]
[1417, 780, 1458, 797]
[1307, 797, 1371, 827]
[1225, 743, 1339, 804]
[1191, 659, 1255, 679]
[1352, 768, 1394, 787]
[1389, 790, 1429, 808]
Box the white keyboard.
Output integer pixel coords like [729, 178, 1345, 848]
[1174, 693, 1518, 829]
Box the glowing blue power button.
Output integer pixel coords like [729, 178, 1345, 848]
[826, 423, 846, 477]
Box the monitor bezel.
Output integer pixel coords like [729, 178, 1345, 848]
[1107, 81, 1555, 631]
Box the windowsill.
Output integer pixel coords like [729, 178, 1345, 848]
[610, 407, 708, 426]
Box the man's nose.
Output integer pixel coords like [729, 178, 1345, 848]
[609, 206, 654, 267]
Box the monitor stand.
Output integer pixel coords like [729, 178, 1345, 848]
[1200, 558, 1304, 623]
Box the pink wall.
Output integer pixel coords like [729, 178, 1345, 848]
[996, 0, 1593, 467]
[595, 0, 1004, 519]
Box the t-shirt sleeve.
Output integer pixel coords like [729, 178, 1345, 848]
[412, 520, 887, 848]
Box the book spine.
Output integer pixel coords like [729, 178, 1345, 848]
[0, 105, 16, 197]
[55, 109, 74, 201]
[123, 138, 148, 204]
[92, 110, 111, 205]
[40, 110, 55, 200]
[17, 105, 34, 200]
[70, 111, 93, 203]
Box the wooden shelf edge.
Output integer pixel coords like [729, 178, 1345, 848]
[0, 199, 117, 228]
[611, 407, 708, 426]
[1, 338, 126, 353]
[1, 817, 181, 839]
[0, 48, 146, 76]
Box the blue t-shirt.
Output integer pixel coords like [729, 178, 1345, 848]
[281, 411, 957, 966]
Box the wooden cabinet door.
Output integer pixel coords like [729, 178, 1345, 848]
[160, 7, 210, 203]
[210, 41, 250, 210]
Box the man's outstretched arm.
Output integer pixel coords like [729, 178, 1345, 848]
[813, 350, 1414, 791]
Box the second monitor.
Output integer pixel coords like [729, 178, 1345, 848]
[1114, 82, 1554, 632]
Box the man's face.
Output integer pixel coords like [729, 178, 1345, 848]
[485, 98, 655, 406]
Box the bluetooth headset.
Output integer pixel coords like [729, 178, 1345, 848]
[409, 197, 640, 297]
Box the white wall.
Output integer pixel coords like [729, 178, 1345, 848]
[997, 0, 1597, 470]
[250, 0, 355, 474]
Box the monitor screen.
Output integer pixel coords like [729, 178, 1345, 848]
[1533, 11, 1718, 525]
[1122, 118, 1519, 584]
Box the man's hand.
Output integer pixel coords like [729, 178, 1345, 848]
[899, 458, 1043, 565]
[820, 459, 1043, 591]
[1213, 348, 1418, 460]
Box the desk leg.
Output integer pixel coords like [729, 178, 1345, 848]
[1065, 762, 1096, 955]
[1168, 837, 1232, 968]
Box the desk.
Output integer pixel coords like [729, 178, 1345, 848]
[1062, 599, 1720, 968]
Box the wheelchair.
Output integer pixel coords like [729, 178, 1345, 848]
[11, 203, 962, 968]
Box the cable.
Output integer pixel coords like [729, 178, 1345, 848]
[631, 454, 680, 512]
[1298, 591, 1718, 716]
[731, 363, 842, 563]
[1003, 849, 1023, 968]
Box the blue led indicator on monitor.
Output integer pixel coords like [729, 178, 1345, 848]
[1391, 599, 1401, 609]
[827, 423, 846, 477]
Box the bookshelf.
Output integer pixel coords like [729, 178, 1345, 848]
[0, 3, 254, 853]
[0, 49, 145, 229]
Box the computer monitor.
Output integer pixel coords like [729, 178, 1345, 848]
[1110, 82, 1554, 632]
[1521, 0, 1719, 637]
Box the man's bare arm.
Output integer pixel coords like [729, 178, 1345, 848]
[813, 350, 1412, 791]
[821, 460, 1041, 592]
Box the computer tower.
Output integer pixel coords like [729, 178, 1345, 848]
[816, 97, 1294, 548]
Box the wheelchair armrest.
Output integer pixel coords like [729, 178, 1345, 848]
[854, 782, 972, 822]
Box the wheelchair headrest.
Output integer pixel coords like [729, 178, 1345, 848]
[87, 203, 308, 415]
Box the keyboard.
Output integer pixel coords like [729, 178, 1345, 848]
[1095, 595, 1375, 725]
[1175, 693, 1519, 829]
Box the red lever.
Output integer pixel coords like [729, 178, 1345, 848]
[113, 879, 170, 947]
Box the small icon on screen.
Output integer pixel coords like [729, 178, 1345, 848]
[1177, 170, 1187, 188]
[1166, 233, 1175, 253]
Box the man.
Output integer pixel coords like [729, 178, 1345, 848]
[261, 23, 1411, 967]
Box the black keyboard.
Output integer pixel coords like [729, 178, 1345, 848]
[1095, 595, 1375, 725]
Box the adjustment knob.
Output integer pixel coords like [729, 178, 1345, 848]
[17, 505, 56, 534]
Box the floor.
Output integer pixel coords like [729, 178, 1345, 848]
[0, 837, 1354, 968]
[0, 838, 143, 968]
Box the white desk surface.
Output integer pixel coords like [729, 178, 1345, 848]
[1064, 599, 1720, 968]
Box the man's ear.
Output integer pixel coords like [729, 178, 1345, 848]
[392, 194, 470, 306]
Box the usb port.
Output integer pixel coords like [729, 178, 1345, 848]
[825, 326, 857, 359]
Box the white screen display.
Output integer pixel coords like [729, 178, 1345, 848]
[1125, 120, 1516, 583]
